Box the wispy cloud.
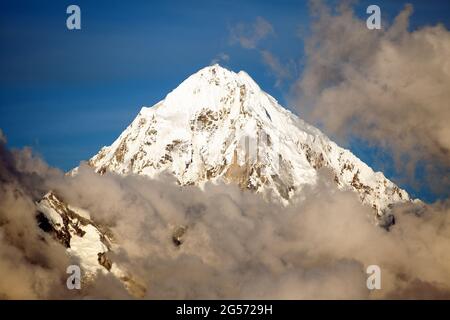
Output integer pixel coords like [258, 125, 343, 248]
[261, 50, 293, 87]
[230, 16, 274, 49]
[210, 52, 230, 65]
[230, 17, 293, 86]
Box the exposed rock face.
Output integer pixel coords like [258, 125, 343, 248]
[172, 225, 188, 247]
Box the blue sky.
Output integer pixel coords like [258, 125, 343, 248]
[1, 0, 449, 202]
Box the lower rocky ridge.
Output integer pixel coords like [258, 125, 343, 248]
[36, 191, 146, 298]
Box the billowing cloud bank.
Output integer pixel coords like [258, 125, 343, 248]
[1, 133, 450, 299]
[292, 1, 450, 195]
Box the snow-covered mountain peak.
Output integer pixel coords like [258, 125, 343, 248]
[150, 64, 263, 118]
[83, 65, 410, 224]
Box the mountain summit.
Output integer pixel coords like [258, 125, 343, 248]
[84, 64, 409, 220]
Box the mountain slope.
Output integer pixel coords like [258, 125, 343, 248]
[82, 64, 409, 221]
